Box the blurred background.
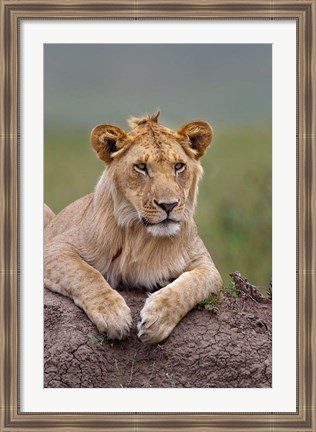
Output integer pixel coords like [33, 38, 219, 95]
[44, 44, 272, 290]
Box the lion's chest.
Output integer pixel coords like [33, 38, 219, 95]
[103, 240, 188, 291]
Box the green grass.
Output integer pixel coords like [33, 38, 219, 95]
[86, 335, 105, 346]
[196, 127, 272, 289]
[197, 295, 222, 314]
[44, 126, 271, 289]
[44, 129, 100, 212]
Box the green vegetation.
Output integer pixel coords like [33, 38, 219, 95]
[196, 127, 272, 289]
[86, 334, 105, 346]
[45, 126, 271, 290]
[222, 281, 240, 298]
[198, 295, 222, 314]
[198, 280, 244, 313]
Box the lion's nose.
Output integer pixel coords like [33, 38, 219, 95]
[154, 200, 179, 214]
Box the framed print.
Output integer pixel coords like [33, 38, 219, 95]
[42, 42, 273, 392]
[1, 0, 315, 431]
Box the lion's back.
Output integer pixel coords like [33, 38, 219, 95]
[45, 193, 93, 243]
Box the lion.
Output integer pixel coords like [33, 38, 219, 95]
[44, 110, 222, 344]
[44, 203, 55, 227]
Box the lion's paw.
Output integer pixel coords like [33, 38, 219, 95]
[137, 290, 180, 344]
[85, 293, 132, 340]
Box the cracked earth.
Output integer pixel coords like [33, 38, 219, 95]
[44, 287, 272, 388]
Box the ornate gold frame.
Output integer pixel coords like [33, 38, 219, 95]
[1, 0, 315, 430]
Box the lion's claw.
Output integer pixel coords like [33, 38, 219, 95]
[138, 290, 179, 344]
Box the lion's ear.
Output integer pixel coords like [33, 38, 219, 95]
[91, 124, 127, 164]
[178, 121, 213, 159]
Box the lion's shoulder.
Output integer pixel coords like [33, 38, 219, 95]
[45, 193, 94, 242]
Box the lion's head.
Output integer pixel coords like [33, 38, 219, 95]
[91, 110, 212, 237]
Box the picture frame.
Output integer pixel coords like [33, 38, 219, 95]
[0, 0, 315, 431]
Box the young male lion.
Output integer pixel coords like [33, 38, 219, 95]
[44, 110, 222, 344]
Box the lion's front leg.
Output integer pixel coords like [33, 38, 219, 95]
[45, 245, 132, 340]
[138, 264, 222, 344]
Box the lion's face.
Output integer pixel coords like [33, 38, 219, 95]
[113, 136, 198, 237]
[91, 111, 212, 237]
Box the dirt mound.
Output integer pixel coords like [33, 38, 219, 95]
[44, 276, 272, 388]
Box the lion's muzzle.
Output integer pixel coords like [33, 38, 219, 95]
[153, 199, 179, 215]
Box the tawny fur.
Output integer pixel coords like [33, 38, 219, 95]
[44, 203, 55, 227]
[44, 111, 222, 344]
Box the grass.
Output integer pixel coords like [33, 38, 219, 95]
[196, 127, 272, 289]
[197, 295, 222, 314]
[86, 335, 105, 346]
[165, 372, 176, 387]
[44, 125, 271, 290]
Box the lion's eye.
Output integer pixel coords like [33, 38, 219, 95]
[134, 163, 148, 174]
[175, 162, 186, 173]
